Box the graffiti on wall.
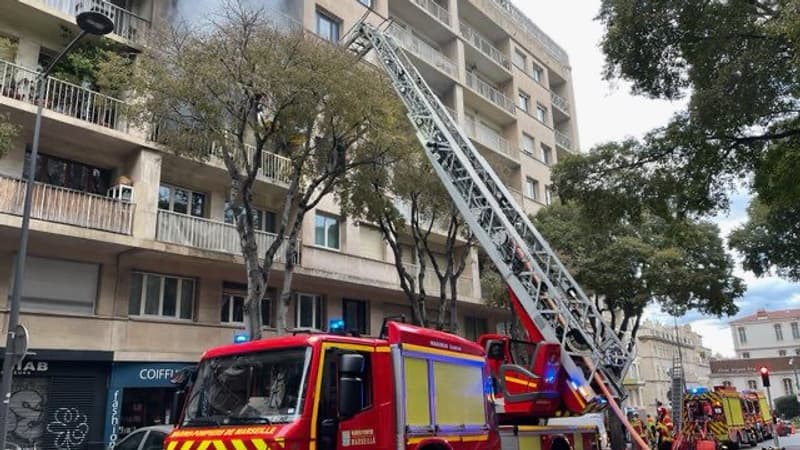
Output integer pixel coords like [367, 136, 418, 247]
[7, 379, 48, 450]
[47, 408, 89, 450]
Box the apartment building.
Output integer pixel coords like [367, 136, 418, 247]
[730, 308, 800, 358]
[624, 321, 712, 411]
[0, 0, 579, 447]
[709, 356, 800, 401]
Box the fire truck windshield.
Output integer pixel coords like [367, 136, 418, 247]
[183, 347, 311, 426]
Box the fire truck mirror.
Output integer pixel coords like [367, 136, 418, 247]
[339, 376, 364, 418]
[340, 354, 365, 375]
[486, 340, 505, 360]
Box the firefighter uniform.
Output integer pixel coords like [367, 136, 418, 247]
[656, 409, 674, 450]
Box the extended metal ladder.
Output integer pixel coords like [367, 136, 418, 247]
[342, 21, 632, 402]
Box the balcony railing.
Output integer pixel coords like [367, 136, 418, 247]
[156, 210, 300, 263]
[555, 130, 573, 151]
[412, 0, 451, 27]
[465, 72, 515, 114]
[0, 58, 127, 131]
[463, 117, 516, 159]
[402, 262, 474, 298]
[459, 21, 510, 70]
[35, 0, 151, 45]
[551, 91, 570, 114]
[487, 0, 570, 65]
[0, 175, 134, 234]
[211, 143, 293, 186]
[388, 24, 457, 77]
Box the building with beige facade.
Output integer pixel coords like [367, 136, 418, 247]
[624, 321, 712, 411]
[730, 308, 800, 359]
[0, 0, 580, 447]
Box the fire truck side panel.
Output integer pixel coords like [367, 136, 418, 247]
[499, 426, 598, 450]
[758, 396, 771, 423]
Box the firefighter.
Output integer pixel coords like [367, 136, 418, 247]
[646, 414, 657, 447]
[655, 407, 674, 450]
[630, 412, 645, 441]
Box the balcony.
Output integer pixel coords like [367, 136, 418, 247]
[402, 262, 475, 299]
[465, 72, 515, 116]
[487, 0, 570, 66]
[31, 0, 151, 46]
[0, 175, 134, 234]
[388, 24, 457, 78]
[551, 91, 570, 123]
[412, 0, 451, 27]
[0, 58, 127, 132]
[211, 143, 293, 186]
[463, 116, 518, 161]
[460, 21, 510, 71]
[156, 210, 300, 263]
[555, 130, 573, 152]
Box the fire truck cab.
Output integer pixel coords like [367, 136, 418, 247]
[681, 386, 747, 449]
[166, 321, 600, 450]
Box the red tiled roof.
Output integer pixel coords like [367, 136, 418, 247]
[710, 356, 797, 374]
[729, 308, 800, 325]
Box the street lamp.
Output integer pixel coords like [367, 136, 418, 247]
[0, 3, 114, 449]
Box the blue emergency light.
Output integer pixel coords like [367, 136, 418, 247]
[329, 318, 345, 333]
[689, 387, 708, 394]
[233, 333, 249, 344]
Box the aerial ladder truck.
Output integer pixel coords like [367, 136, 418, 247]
[164, 17, 648, 450]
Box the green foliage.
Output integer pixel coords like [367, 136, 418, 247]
[532, 202, 742, 340]
[566, 0, 800, 281]
[729, 199, 800, 281]
[51, 27, 133, 96]
[0, 113, 20, 158]
[774, 395, 799, 419]
[132, 1, 412, 335]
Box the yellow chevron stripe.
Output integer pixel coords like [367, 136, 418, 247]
[252, 439, 268, 450]
[196, 442, 211, 450]
[167, 442, 178, 450]
[180, 441, 195, 450]
[232, 440, 247, 450]
[213, 441, 227, 450]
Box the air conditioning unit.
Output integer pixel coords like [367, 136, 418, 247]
[75, 1, 115, 36]
[107, 184, 133, 202]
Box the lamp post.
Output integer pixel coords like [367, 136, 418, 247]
[0, 3, 114, 449]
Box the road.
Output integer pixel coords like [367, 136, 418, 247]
[759, 431, 800, 450]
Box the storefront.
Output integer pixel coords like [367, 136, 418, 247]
[103, 362, 194, 448]
[1, 349, 111, 450]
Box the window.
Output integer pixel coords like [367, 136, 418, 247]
[296, 293, 323, 329]
[220, 284, 274, 327]
[792, 322, 799, 339]
[541, 144, 553, 166]
[115, 430, 146, 450]
[314, 213, 341, 249]
[159, 184, 206, 217]
[223, 201, 276, 233]
[742, 352, 750, 358]
[776, 323, 784, 341]
[24, 152, 112, 195]
[464, 316, 488, 341]
[531, 64, 543, 83]
[142, 431, 168, 450]
[535, 104, 547, 124]
[512, 49, 526, 70]
[748, 380, 758, 390]
[525, 177, 539, 200]
[521, 133, 535, 155]
[784, 378, 794, 395]
[544, 185, 553, 205]
[16, 256, 98, 314]
[358, 0, 373, 6]
[129, 272, 195, 319]
[343, 298, 368, 334]
[738, 327, 747, 344]
[316, 10, 341, 42]
[517, 91, 530, 112]
[779, 350, 787, 356]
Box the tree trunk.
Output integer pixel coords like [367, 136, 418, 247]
[448, 275, 458, 334]
[276, 211, 303, 333]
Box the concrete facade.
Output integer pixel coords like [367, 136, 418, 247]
[624, 321, 712, 411]
[0, 0, 579, 363]
[710, 356, 800, 401]
[730, 308, 800, 359]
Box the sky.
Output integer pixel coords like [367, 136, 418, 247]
[511, 0, 800, 357]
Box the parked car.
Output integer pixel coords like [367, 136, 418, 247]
[113, 425, 174, 450]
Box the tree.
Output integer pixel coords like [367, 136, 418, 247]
[532, 202, 742, 347]
[133, 2, 410, 338]
[0, 114, 18, 158]
[557, 0, 799, 247]
[774, 395, 800, 419]
[729, 199, 800, 281]
[343, 147, 476, 330]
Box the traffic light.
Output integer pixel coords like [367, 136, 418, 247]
[760, 366, 771, 387]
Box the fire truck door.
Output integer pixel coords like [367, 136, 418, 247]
[316, 348, 379, 450]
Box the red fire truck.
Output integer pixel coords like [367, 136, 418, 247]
[166, 321, 601, 450]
